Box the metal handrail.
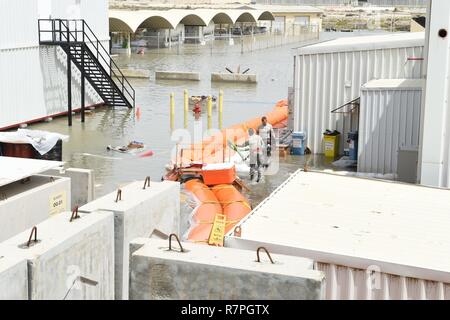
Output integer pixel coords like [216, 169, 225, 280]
[38, 19, 135, 107]
[331, 97, 360, 114]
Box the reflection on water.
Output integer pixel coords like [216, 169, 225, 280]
[31, 32, 371, 199]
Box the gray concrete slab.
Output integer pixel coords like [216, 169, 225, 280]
[121, 69, 150, 78]
[0, 175, 71, 242]
[79, 180, 180, 299]
[129, 238, 325, 300]
[42, 167, 95, 207]
[0, 256, 28, 300]
[0, 211, 114, 300]
[155, 71, 200, 81]
[0, 156, 64, 187]
[211, 73, 257, 83]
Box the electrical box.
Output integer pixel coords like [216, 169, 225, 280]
[397, 146, 419, 184]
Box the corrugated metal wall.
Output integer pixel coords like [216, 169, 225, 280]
[0, 46, 102, 129]
[316, 262, 450, 300]
[0, 0, 38, 49]
[419, 0, 450, 189]
[358, 86, 422, 174]
[0, 0, 107, 129]
[50, 0, 109, 41]
[294, 44, 424, 154]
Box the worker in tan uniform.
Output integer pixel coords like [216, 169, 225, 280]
[239, 128, 264, 182]
[257, 116, 275, 169]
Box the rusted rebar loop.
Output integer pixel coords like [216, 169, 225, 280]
[256, 247, 274, 264]
[115, 189, 122, 203]
[143, 176, 151, 190]
[70, 206, 80, 222]
[234, 226, 242, 237]
[27, 226, 38, 248]
[168, 234, 184, 253]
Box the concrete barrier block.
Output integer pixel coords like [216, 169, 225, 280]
[0, 211, 114, 300]
[211, 73, 257, 83]
[0, 256, 28, 300]
[155, 71, 200, 81]
[121, 69, 150, 79]
[0, 175, 71, 242]
[129, 238, 325, 300]
[79, 180, 180, 299]
[42, 167, 95, 207]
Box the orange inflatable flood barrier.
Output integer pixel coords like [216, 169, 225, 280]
[182, 99, 287, 245]
[185, 179, 222, 243]
[185, 179, 251, 244]
[179, 99, 288, 165]
[211, 184, 251, 234]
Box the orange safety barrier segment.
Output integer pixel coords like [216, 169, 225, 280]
[185, 179, 222, 243]
[211, 184, 251, 234]
[184, 99, 287, 245]
[178, 99, 288, 165]
[185, 180, 251, 244]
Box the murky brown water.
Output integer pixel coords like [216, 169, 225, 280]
[30, 32, 374, 202]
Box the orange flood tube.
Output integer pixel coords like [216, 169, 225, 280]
[185, 179, 222, 243]
[179, 99, 288, 164]
[183, 99, 287, 244]
[211, 184, 251, 234]
[185, 180, 251, 243]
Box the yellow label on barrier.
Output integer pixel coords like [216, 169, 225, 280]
[208, 214, 227, 247]
[49, 191, 67, 215]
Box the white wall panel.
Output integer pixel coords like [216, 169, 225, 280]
[294, 34, 425, 154]
[0, 0, 107, 129]
[0, 46, 101, 129]
[0, 47, 46, 128]
[420, 0, 450, 189]
[316, 262, 450, 300]
[0, 0, 38, 49]
[358, 82, 422, 175]
[50, 0, 109, 41]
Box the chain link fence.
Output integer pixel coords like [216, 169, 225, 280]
[122, 24, 320, 56]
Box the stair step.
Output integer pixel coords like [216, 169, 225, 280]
[57, 37, 135, 108]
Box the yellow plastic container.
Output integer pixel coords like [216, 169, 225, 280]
[323, 134, 340, 158]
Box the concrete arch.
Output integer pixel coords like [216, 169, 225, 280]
[223, 9, 273, 24]
[257, 11, 275, 22]
[109, 17, 134, 33]
[137, 16, 175, 30]
[210, 12, 234, 25]
[235, 12, 257, 23]
[179, 14, 208, 26]
[109, 8, 275, 33]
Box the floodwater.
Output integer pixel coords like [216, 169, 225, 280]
[31, 31, 376, 205]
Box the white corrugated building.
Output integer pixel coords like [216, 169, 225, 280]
[292, 32, 425, 154]
[0, 0, 109, 130]
[358, 79, 423, 177]
[419, 0, 450, 190]
[225, 170, 450, 300]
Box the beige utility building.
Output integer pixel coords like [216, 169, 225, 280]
[254, 5, 324, 33]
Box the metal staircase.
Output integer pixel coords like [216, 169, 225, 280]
[38, 19, 135, 124]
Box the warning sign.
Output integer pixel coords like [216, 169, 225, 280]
[49, 191, 67, 215]
[208, 214, 227, 247]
